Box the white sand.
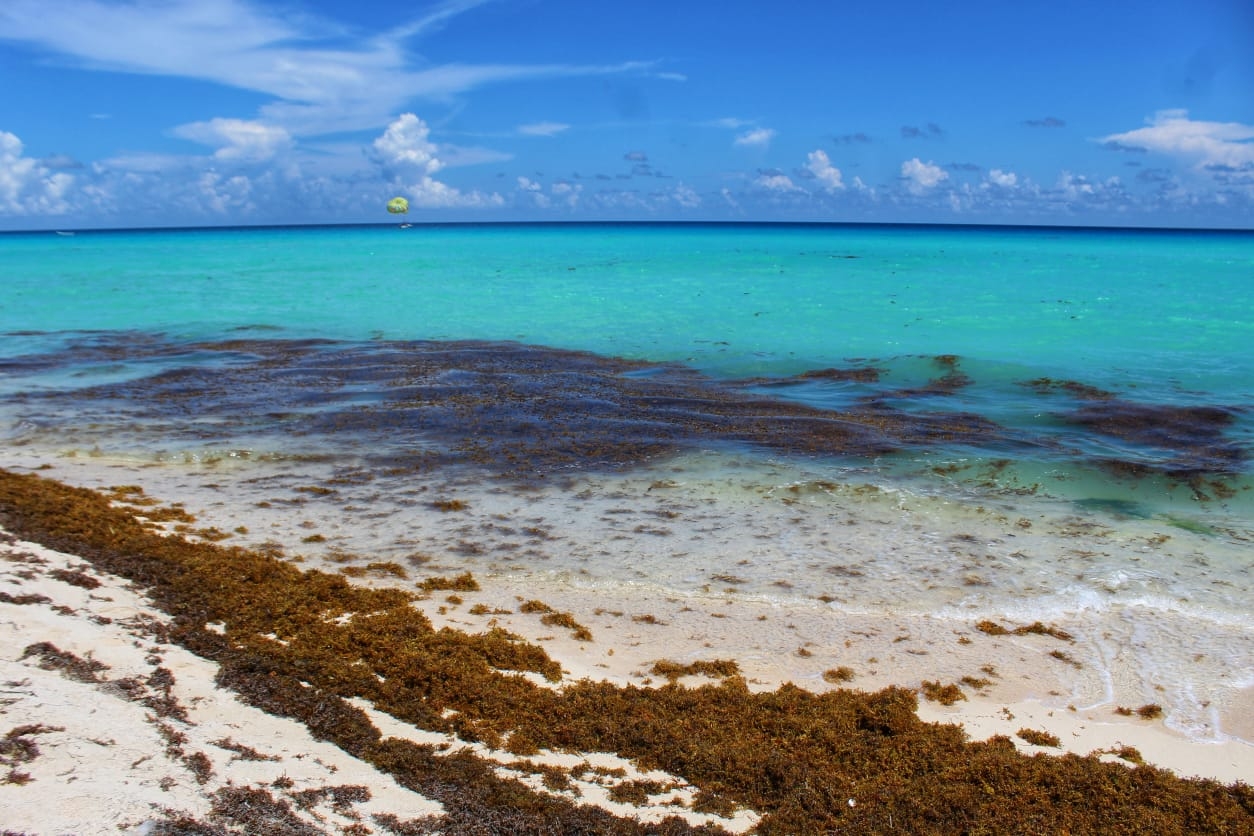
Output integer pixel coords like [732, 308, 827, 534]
[1, 532, 445, 835]
[0, 529, 761, 834]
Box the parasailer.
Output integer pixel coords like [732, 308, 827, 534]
[386, 196, 409, 215]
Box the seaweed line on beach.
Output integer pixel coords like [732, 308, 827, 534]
[1, 469, 1251, 834]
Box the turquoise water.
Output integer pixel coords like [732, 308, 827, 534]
[4, 224, 1251, 382]
[3, 222, 1253, 740]
[3, 223, 1251, 488]
[3, 223, 1250, 391]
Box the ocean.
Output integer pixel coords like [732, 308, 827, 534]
[2, 222, 1251, 743]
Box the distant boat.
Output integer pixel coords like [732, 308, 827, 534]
[54, 230, 75, 237]
[399, 223, 413, 229]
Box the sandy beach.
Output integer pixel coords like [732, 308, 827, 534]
[2, 463, 1250, 834]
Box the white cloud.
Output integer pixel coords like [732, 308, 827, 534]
[437, 144, 514, 168]
[1056, 171, 1124, 201]
[755, 173, 799, 192]
[373, 114, 502, 209]
[551, 180, 582, 208]
[405, 175, 504, 209]
[517, 122, 570, 137]
[672, 184, 701, 209]
[96, 152, 188, 173]
[986, 168, 1017, 188]
[372, 113, 443, 175]
[174, 118, 292, 161]
[900, 157, 948, 194]
[195, 170, 254, 214]
[516, 176, 549, 208]
[0, 0, 657, 137]
[0, 130, 74, 215]
[734, 128, 776, 148]
[1100, 110, 1254, 169]
[805, 149, 844, 191]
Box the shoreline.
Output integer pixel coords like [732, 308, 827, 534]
[5, 449, 1250, 747]
[2, 467, 1251, 833]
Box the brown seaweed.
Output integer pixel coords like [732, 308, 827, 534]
[1, 469, 1252, 834]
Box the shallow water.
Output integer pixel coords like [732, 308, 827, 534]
[1, 222, 1251, 742]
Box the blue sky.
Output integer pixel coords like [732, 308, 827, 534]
[1, 0, 1252, 229]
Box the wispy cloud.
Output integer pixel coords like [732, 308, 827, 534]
[734, 128, 776, 148]
[517, 122, 571, 137]
[174, 118, 293, 161]
[0, 0, 654, 137]
[1024, 116, 1066, 128]
[381, 0, 499, 42]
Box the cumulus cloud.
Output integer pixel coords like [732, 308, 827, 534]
[0, 130, 74, 215]
[518, 122, 570, 137]
[373, 113, 502, 209]
[372, 113, 443, 175]
[1100, 109, 1254, 170]
[805, 150, 844, 191]
[174, 118, 293, 161]
[986, 168, 1017, 188]
[195, 170, 254, 214]
[754, 172, 800, 192]
[1056, 171, 1119, 200]
[551, 180, 582, 207]
[734, 128, 776, 148]
[900, 158, 948, 194]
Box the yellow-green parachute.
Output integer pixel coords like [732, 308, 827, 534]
[386, 196, 409, 214]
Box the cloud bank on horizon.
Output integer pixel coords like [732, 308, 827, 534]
[1, 0, 1252, 228]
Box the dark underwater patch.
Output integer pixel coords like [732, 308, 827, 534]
[2, 334, 1248, 486]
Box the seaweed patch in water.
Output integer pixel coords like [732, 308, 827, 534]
[7, 337, 1016, 479]
[1064, 399, 1246, 482]
[1, 469, 1252, 834]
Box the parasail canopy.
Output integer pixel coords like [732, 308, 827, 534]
[386, 196, 409, 214]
